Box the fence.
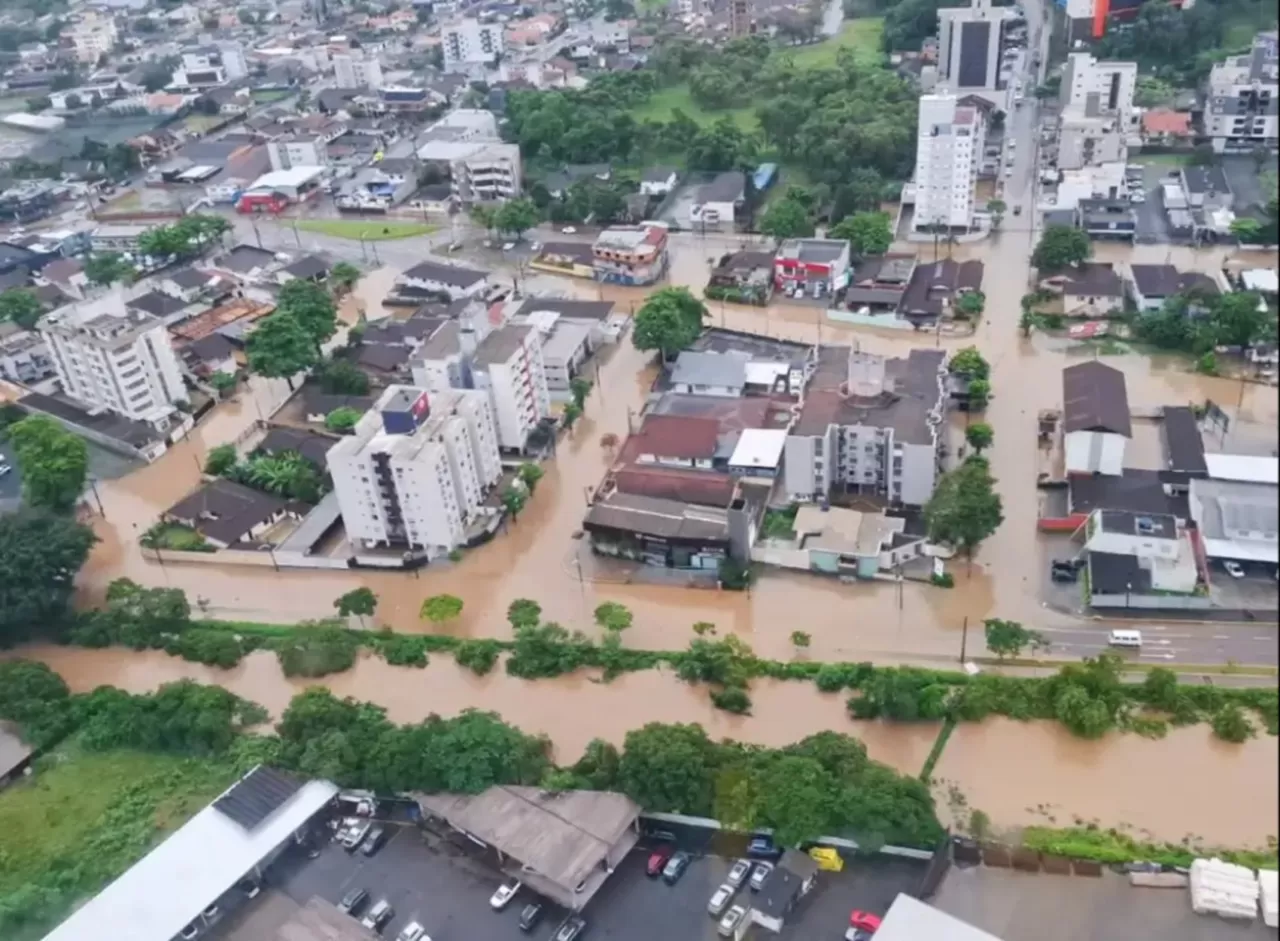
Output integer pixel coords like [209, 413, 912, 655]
[141, 546, 351, 571]
[950, 838, 1104, 877]
[1090, 592, 1214, 610]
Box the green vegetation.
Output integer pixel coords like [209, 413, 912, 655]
[983, 618, 1048, 660]
[1133, 289, 1275, 357]
[632, 287, 709, 360]
[924, 457, 1004, 565]
[1021, 825, 1278, 871]
[294, 220, 438, 241]
[783, 19, 885, 68]
[1031, 225, 1092, 272]
[5, 415, 89, 513]
[761, 506, 799, 540]
[139, 522, 214, 553]
[0, 509, 97, 647]
[627, 83, 755, 130]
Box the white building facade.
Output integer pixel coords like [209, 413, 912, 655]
[266, 137, 329, 172]
[333, 51, 384, 89]
[451, 142, 523, 202]
[913, 91, 985, 231]
[441, 19, 504, 72]
[472, 324, 551, 452]
[1204, 32, 1279, 154]
[327, 386, 501, 557]
[38, 293, 186, 429]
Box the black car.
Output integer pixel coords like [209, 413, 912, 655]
[662, 851, 692, 885]
[553, 916, 587, 941]
[1050, 565, 1078, 583]
[337, 887, 369, 916]
[518, 902, 545, 932]
[360, 826, 388, 857]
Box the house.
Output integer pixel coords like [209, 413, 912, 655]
[258, 426, 335, 468]
[1084, 509, 1203, 606]
[1039, 263, 1125, 317]
[900, 258, 984, 320]
[127, 290, 197, 325]
[639, 166, 679, 196]
[215, 244, 280, 278]
[843, 254, 916, 314]
[180, 333, 238, 378]
[582, 490, 753, 569]
[0, 323, 55, 384]
[1062, 361, 1130, 476]
[626, 414, 720, 469]
[707, 250, 775, 306]
[690, 172, 746, 228]
[592, 225, 669, 286]
[750, 850, 820, 933]
[277, 255, 330, 284]
[1126, 264, 1221, 312]
[1078, 198, 1137, 240]
[397, 261, 489, 300]
[163, 478, 302, 549]
[763, 504, 927, 578]
[1180, 165, 1234, 212]
[38, 257, 87, 296]
[669, 350, 749, 398]
[1140, 108, 1193, 145]
[773, 239, 852, 299]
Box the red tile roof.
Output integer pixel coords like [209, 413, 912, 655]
[1141, 108, 1192, 137]
[611, 465, 738, 507]
[623, 415, 720, 461]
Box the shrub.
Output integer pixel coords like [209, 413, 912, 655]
[167, 629, 245, 668]
[454, 639, 502, 675]
[931, 572, 955, 588]
[1211, 704, 1254, 743]
[710, 686, 752, 714]
[377, 633, 429, 668]
[275, 625, 358, 678]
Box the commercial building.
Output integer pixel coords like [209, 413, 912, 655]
[397, 260, 490, 300]
[1189, 475, 1279, 565]
[332, 50, 384, 89]
[913, 91, 985, 232]
[773, 238, 852, 298]
[327, 385, 501, 557]
[1062, 361, 1130, 475]
[784, 347, 948, 506]
[1060, 52, 1137, 125]
[1082, 508, 1200, 596]
[66, 13, 118, 64]
[591, 224, 669, 285]
[937, 0, 1018, 96]
[38, 292, 187, 431]
[441, 18, 505, 71]
[1204, 32, 1278, 154]
[471, 324, 551, 452]
[583, 490, 754, 569]
[266, 136, 330, 172]
[0, 323, 54, 384]
[450, 142, 522, 203]
[237, 167, 327, 214]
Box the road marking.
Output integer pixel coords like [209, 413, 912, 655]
[1256, 637, 1274, 642]
[1213, 635, 1230, 639]
[1139, 653, 1176, 660]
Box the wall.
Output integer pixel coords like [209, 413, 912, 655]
[783, 434, 819, 501]
[750, 541, 812, 570]
[1064, 429, 1125, 475]
[898, 441, 938, 507]
[1089, 591, 1213, 610]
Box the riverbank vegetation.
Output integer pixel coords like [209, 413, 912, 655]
[40, 582, 1280, 744]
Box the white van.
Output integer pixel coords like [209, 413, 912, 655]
[1107, 630, 1143, 648]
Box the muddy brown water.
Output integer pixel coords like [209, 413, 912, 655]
[18, 644, 1278, 846]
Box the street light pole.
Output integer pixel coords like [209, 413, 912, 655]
[959, 615, 969, 663]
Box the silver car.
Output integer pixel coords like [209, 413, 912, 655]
[726, 859, 751, 888]
[718, 905, 747, 937]
[749, 861, 774, 891]
[708, 884, 734, 916]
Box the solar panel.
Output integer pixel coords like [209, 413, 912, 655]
[214, 767, 304, 830]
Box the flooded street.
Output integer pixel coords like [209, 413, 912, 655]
[18, 643, 1277, 847]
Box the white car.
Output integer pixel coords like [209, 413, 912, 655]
[502, 242, 516, 251]
[1224, 561, 1246, 579]
[396, 923, 427, 941]
[708, 884, 734, 916]
[726, 858, 752, 888]
[718, 905, 748, 937]
[1004, 166, 1014, 177]
[0, 463, 11, 477]
[749, 861, 774, 890]
[561, 226, 578, 234]
[490, 880, 521, 910]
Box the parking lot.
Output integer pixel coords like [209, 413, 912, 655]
[1206, 560, 1280, 612]
[223, 821, 927, 941]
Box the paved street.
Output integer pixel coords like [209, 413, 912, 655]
[1035, 620, 1280, 666]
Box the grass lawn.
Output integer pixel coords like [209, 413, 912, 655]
[783, 18, 885, 69]
[294, 219, 438, 241]
[628, 84, 757, 131]
[1134, 153, 1195, 167]
[0, 745, 236, 941]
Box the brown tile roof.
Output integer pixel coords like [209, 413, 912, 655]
[623, 414, 720, 461]
[1062, 361, 1131, 437]
[611, 464, 738, 507]
[1141, 108, 1192, 136]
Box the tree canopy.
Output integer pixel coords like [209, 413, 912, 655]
[948, 346, 990, 381]
[1031, 225, 1092, 271]
[829, 211, 893, 257]
[632, 287, 707, 359]
[6, 415, 89, 512]
[0, 288, 43, 330]
[277, 279, 338, 351]
[759, 196, 815, 240]
[924, 457, 1004, 560]
[0, 509, 97, 646]
[83, 252, 137, 287]
[246, 313, 320, 384]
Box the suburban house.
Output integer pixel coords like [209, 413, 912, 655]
[753, 504, 929, 579]
[397, 261, 490, 301]
[162, 478, 303, 549]
[772, 238, 852, 299]
[1140, 108, 1193, 146]
[1126, 263, 1221, 312]
[1039, 263, 1126, 317]
[844, 254, 916, 314]
[899, 258, 985, 321]
[689, 172, 746, 228]
[669, 350, 749, 398]
[626, 414, 720, 469]
[1062, 361, 1130, 476]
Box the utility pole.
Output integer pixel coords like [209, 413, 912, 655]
[959, 615, 969, 663]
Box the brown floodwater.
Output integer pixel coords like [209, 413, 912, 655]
[18, 644, 1277, 846]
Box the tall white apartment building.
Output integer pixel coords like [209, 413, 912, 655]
[912, 91, 985, 231]
[333, 50, 384, 89]
[441, 19, 504, 72]
[937, 0, 1016, 94]
[471, 325, 550, 453]
[327, 386, 501, 556]
[1060, 52, 1137, 124]
[266, 136, 330, 172]
[38, 293, 186, 430]
[67, 13, 118, 64]
[1204, 32, 1278, 154]
[452, 142, 523, 202]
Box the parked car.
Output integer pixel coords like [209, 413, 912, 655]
[647, 845, 675, 877]
[718, 905, 748, 937]
[396, 923, 427, 941]
[337, 887, 369, 916]
[360, 899, 394, 933]
[360, 826, 387, 856]
[179, 924, 198, 940]
[490, 880, 522, 910]
[0, 463, 11, 477]
[850, 910, 883, 932]
[747, 835, 781, 859]
[553, 916, 587, 941]
[726, 858, 752, 888]
[561, 226, 577, 234]
[845, 930, 875, 941]
[518, 902, 545, 932]
[708, 884, 735, 916]
[1050, 565, 1077, 583]
[502, 242, 516, 251]
[749, 861, 774, 891]
[662, 851, 692, 884]
[1224, 560, 1246, 579]
[341, 819, 371, 851]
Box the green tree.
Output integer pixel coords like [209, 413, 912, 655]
[0, 659, 73, 747]
[0, 508, 97, 645]
[754, 754, 837, 847]
[618, 722, 718, 815]
[83, 252, 136, 287]
[277, 278, 338, 352]
[983, 618, 1047, 659]
[246, 313, 319, 388]
[955, 291, 986, 318]
[502, 485, 528, 521]
[594, 601, 633, 632]
[420, 593, 464, 626]
[507, 598, 542, 630]
[791, 630, 811, 649]
[967, 378, 991, 411]
[948, 346, 990, 380]
[240, 452, 323, 502]
[335, 587, 377, 627]
[203, 443, 238, 476]
[329, 261, 361, 291]
[1229, 217, 1263, 243]
[1209, 290, 1268, 349]
[759, 197, 814, 240]
[325, 407, 362, 434]
[1211, 704, 1254, 743]
[562, 401, 583, 429]
[470, 204, 497, 235]
[965, 422, 993, 454]
[316, 359, 370, 395]
[0, 288, 43, 330]
[924, 458, 1004, 566]
[6, 415, 89, 512]
[988, 198, 1007, 229]
[632, 287, 707, 360]
[829, 211, 893, 256]
[494, 197, 540, 237]
[517, 462, 544, 493]
[569, 376, 592, 410]
[1031, 225, 1091, 271]
[208, 371, 237, 397]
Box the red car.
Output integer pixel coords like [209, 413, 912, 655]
[646, 846, 674, 877]
[850, 911, 882, 932]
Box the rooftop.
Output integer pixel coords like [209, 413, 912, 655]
[514, 297, 615, 321]
[1098, 508, 1178, 540]
[1062, 361, 1131, 437]
[593, 225, 666, 252]
[0, 719, 33, 780]
[1188, 476, 1279, 564]
[670, 350, 749, 390]
[584, 490, 732, 543]
[609, 464, 739, 507]
[282, 255, 330, 280]
[259, 427, 336, 467]
[901, 259, 985, 317]
[1205, 453, 1279, 485]
[793, 347, 946, 444]
[776, 238, 848, 264]
[794, 504, 903, 558]
[1042, 262, 1125, 297]
[1161, 406, 1208, 477]
[627, 414, 720, 461]
[165, 478, 291, 546]
[696, 171, 746, 204]
[1069, 468, 1190, 520]
[727, 427, 787, 470]
[400, 260, 488, 289]
[473, 323, 532, 366]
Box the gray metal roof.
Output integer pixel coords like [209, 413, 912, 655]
[670, 350, 748, 390]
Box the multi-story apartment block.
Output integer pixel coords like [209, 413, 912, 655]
[327, 386, 501, 557]
[266, 136, 330, 172]
[1061, 52, 1137, 122]
[471, 324, 551, 453]
[451, 142, 523, 203]
[1204, 32, 1278, 154]
[784, 347, 948, 506]
[67, 13, 118, 65]
[0, 325, 55, 385]
[912, 91, 985, 232]
[333, 51, 384, 89]
[38, 292, 186, 430]
[937, 0, 1017, 96]
[170, 45, 247, 88]
[441, 19, 504, 72]
[591, 225, 669, 286]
